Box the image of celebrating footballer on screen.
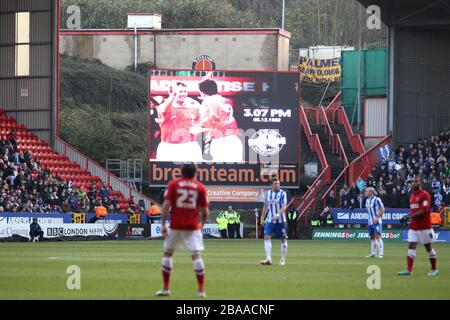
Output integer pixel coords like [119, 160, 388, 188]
[150, 73, 243, 163]
[148, 70, 300, 164]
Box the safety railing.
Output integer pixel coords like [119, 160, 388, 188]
[337, 106, 365, 154]
[318, 107, 349, 209]
[296, 168, 329, 219]
[348, 133, 392, 184]
[323, 93, 365, 155]
[324, 92, 341, 125]
[300, 107, 329, 177]
[296, 106, 332, 222]
[321, 163, 349, 208]
[54, 137, 159, 208]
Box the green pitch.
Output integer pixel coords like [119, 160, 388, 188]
[0, 239, 448, 300]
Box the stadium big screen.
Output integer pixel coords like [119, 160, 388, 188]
[148, 69, 300, 187]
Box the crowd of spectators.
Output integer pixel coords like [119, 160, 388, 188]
[0, 132, 142, 214]
[334, 129, 450, 211]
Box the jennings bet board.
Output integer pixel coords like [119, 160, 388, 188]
[148, 69, 300, 187]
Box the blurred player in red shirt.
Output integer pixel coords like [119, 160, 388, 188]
[155, 163, 209, 298]
[156, 81, 203, 162]
[193, 78, 243, 163]
[397, 176, 438, 276]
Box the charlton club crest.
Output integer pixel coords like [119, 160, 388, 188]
[192, 55, 216, 71]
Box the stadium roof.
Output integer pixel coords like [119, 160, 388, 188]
[357, 0, 450, 29]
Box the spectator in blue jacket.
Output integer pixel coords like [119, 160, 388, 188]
[100, 183, 110, 200]
[356, 177, 366, 193]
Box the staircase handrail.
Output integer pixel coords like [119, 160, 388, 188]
[300, 106, 329, 176]
[318, 107, 349, 209]
[337, 106, 365, 154]
[296, 106, 332, 221]
[348, 133, 393, 185]
[324, 92, 341, 124]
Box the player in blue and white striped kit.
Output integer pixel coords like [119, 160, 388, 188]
[365, 187, 385, 258]
[260, 178, 288, 266]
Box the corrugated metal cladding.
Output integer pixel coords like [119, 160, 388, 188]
[31, 11, 52, 43]
[364, 97, 387, 138]
[394, 29, 450, 145]
[17, 78, 51, 109]
[34, 130, 51, 142]
[18, 0, 52, 11]
[0, 0, 51, 12]
[0, 13, 15, 43]
[0, 0, 56, 145]
[0, 1, 16, 12]
[30, 45, 51, 76]
[0, 79, 17, 107]
[0, 46, 15, 77]
[12, 110, 51, 129]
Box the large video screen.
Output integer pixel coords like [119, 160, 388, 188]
[148, 69, 300, 187]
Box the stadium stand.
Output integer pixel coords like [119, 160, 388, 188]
[337, 128, 449, 214]
[292, 91, 448, 231]
[302, 124, 448, 229]
[0, 108, 136, 213]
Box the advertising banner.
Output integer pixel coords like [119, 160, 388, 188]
[148, 69, 300, 187]
[85, 213, 128, 224]
[444, 207, 450, 228]
[0, 213, 72, 224]
[150, 223, 238, 238]
[331, 208, 409, 224]
[402, 230, 450, 243]
[118, 224, 151, 239]
[0, 222, 119, 239]
[312, 228, 403, 241]
[207, 187, 266, 202]
[72, 213, 86, 223]
[297, 57, 341, 83]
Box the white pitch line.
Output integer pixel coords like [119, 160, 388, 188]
[48, 256, 157, 263]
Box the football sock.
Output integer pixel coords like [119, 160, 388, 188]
[407, 249, 416, 272]
[371, 240, 377, 255]
[427, 249, 437, 270]
[193, 258, 205, 292]
[281, 242, 287, 261]
[376, 238, 384, 256]
[264, 240, 272, 261]
[161, 257, 172, 290]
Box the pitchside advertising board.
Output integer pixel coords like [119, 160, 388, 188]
[0, 212, 72, 224]
[312, 228, 403, 241]
[312, 228, 450, 243]
[0, 213, 128, 225]
[148, 69, 300, 187]
[150, 222, 241, 238]
[331, 208, 408, 224]
[0, 223, 119, 239]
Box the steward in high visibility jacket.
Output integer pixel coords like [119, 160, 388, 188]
[89, 202, 108, 223]
[216, 211, 228, 238]
[145, 203, 162, 223]
[96, 205, 108, 218]
[287, 206, 299, 238]
[224, 208, 235, 239]
[233, 210, 241, 239]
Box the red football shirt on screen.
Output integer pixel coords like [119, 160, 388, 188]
[159, 99, 200, 144]
[164, 177, 208, 230]
[201, 95, 238, 139]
